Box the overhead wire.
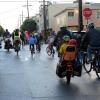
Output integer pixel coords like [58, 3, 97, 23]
[0, 0, 73, 3]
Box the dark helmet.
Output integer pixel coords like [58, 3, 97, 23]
[88, 23, 94, 29]
[6, 29, 8, 32]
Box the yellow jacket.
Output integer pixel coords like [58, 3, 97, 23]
[59, 43, 68, 56]
[14, 32, 20, 42]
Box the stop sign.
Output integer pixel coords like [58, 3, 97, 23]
[83, 8, 92, 18]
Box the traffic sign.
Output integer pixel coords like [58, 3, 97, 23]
[83, 8, 92, 19]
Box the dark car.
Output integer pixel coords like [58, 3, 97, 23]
[71, 31, 86, 40]
[71, 31, 86, 48]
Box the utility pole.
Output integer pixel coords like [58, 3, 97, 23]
[43, 0, 47, 42]
[20, 15, 21, 27]
[22, 11, 23, 24]
[78, 0, 83, 32]
[27, 0, 29, 19]
[19, 11, 24, 26]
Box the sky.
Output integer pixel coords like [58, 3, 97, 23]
[0, 0, 100, 32]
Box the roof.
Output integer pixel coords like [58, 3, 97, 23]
[54, 3, 78, 17]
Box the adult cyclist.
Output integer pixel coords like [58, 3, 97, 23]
[12, 29, 21, 48]
[53, 26, 72, 51]
[81, 23, 100, 62]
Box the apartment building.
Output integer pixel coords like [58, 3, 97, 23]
[54, 3, 100, 32]
[39, 3, 70, 32]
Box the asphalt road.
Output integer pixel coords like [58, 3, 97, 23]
[0, 44, 100, 100]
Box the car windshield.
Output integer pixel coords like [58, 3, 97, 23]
[71, 31, 86, 39]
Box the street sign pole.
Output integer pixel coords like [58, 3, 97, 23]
[87, 19, 88, 27]
[83, 8, 92, 28]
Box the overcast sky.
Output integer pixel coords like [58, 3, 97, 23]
[0, 0, 100, 32]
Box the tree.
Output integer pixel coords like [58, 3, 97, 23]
[0, 25, 4, 36]
[20, 18, 37, 33]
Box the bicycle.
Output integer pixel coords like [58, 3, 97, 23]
[81, 51, 92, 73]
[14, 40, 21, 56]
[83, 48, 100, 79]
[46, 44, 55, 57]
[30, 45, 35, 56]
[36, 43, 41, 52]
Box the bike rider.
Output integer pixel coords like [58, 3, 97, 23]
[3, 29, 13, 49]
[34, 32, 41, 52]
[53, 26, 72, 51]
[56, 35, 81, 78]
[3, 29, 11, 41]
[12, 29, 21, 49]
[81, 23, 100, 64]
[28, 35, 37, 53]
[47, 30, 56, 54]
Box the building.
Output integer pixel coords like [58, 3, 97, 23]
[54, 3, 100, 32]
[39, 3, 70, 32]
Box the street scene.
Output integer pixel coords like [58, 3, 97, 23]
[0, 0, 100, 100]
[0, 44, 100, 100]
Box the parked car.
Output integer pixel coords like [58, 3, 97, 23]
[71, 31, 86, 48]
[71, 31, 86, 40]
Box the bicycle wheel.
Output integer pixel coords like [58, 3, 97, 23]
[83, 63, 92, 73]
[31, 46, 35, 56]
[46, 46, 51, 56]
[83, 54, 92, 73]
[94, 58, 100, 79]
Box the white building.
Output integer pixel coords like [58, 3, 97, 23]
[38, 2, 100, 32]
[54, 3, 100, 32]
[39, 3, 70, 32]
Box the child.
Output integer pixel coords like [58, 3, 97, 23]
[28, 35, 37, 52]
[59, 39, 78, 75]
[63, 39, 77, 61]
[63, 39, 82, 76]
[59, 35, 70, 58]
[56, 35, 70, 77]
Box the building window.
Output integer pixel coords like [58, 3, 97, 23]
[68, 12, 74, 17]
[97, 12, 100, 18]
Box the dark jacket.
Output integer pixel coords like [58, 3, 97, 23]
[80, 33, 89, 51]
[53, 28, 72, 46]
[81, 28, 100, 50]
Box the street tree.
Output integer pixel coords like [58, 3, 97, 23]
[0, 25, 4, 36]
[20, 18, 37, 33]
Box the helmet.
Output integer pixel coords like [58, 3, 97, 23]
[88, 23, 94, 29]
[63, 35, 70, 41]
[69, 39, 77, 45]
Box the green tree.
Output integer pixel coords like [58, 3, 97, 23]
[20, 18, 37, 33]
[0, 25, 4, 36]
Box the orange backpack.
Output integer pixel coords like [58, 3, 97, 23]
[63, 45, 77, 61]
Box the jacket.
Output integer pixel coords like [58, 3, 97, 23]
[53, 28, 72, 46]
[82, 28, 100, 47]
[29, 37, 37, 45]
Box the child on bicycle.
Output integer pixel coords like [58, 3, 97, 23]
[58, 35, 70, 58]
[58, 37, 81, 76]
[28, 35, 37, 52]
[47, 34, 55, 54]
